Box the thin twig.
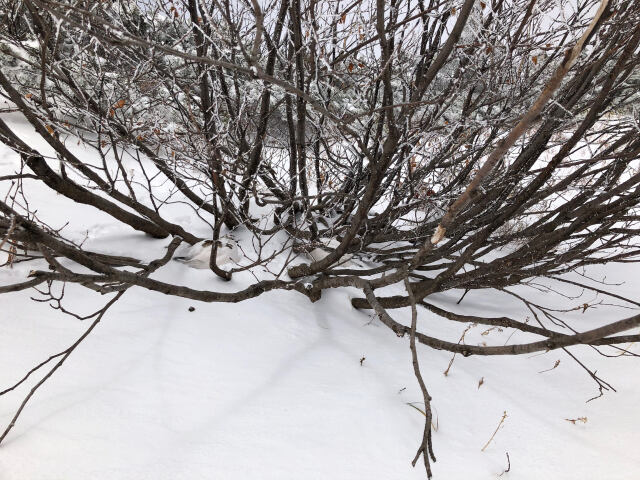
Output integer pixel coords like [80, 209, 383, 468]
[481, 411, 508, 452]
[404, 277, 436, 478]
[0, 290, 125, 445]
[498, 452, 511, 476]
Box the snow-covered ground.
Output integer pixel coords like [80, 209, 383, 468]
[1, 112, 639, 480]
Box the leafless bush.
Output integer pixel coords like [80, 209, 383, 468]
[1, 0, 640, 476]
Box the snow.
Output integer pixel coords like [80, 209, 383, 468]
[1, 111, 640, 479]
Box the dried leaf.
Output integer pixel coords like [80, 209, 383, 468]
[478, 377, 484, 389]
[348, 63, 354, 72]
[481, 326, 497, 336]
[45, 125, 54, 135]
[480, 1, 486, 8]
[532, 56, 538, 65]
[25, 93, 33, 99]
[565, 417, 587, 425]
[538, 359, 561, 373]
